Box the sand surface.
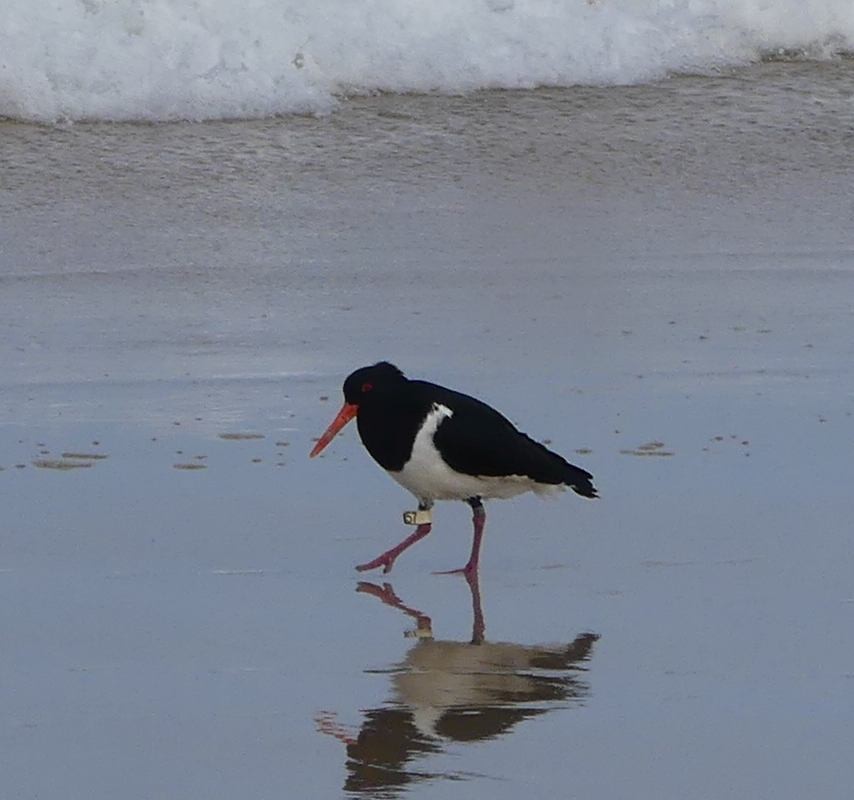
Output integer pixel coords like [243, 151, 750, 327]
[3, 62, 854, 798]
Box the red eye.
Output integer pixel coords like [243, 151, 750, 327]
[361, 382, 373, 393]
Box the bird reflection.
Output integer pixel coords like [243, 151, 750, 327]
[316, 575, 599, 796]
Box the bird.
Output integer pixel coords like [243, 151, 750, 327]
[309, 362, 597, 575]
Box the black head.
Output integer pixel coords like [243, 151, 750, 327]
[342, 362, 406, 405]
[310, 362, 407, 458]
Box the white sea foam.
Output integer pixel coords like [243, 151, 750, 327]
[2, 0, 853, 122]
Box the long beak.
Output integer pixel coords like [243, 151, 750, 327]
[309, 402, 358, 457]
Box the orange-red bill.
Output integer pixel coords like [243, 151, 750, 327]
[309, 402, 358, 457]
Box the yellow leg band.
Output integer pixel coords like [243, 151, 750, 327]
[402, 509, 432, 525]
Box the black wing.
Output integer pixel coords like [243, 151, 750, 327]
[422, 383, 598, 498]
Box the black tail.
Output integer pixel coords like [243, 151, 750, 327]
[565, 463, 598, 499]
[513, 432, 598, 498]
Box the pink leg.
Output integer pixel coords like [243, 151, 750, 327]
[434, 500, 485, 577]
[355, 523, 431, 574]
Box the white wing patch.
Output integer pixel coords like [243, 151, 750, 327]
[389, 403, 563, 502]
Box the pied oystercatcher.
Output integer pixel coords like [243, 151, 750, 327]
[310, 362, 597, 575]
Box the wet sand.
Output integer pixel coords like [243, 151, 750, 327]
[3, 62, 854, 798]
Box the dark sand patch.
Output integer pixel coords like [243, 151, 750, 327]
[173, 463, 208, 470]
[218, 433, 265, 441]
[61, 452, 109, 460]
[620, 441, 674, 457]
[33, 459, 93, 470]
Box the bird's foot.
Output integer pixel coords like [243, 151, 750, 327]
[433, 562, 478, 579]
[355, 553, 397, 574]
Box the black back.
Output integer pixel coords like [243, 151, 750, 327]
[426, 382, 597, 497]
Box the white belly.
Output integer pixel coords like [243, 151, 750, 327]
[387, 403, 563, 503]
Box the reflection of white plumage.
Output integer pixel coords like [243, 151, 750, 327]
[316, 578, 598, 796]
[396, 634, 598, 740]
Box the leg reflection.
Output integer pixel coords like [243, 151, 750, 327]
[356, 582, 433, 639]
